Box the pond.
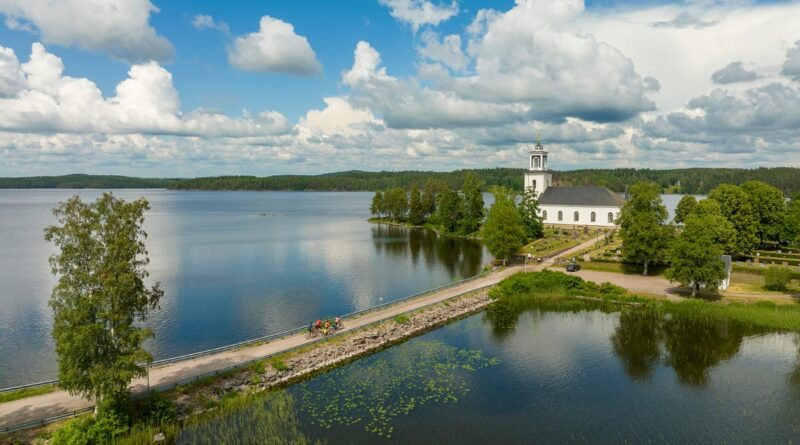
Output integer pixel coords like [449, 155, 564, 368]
[184, 302, 800, 444]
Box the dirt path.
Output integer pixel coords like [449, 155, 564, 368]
[0, 235, 604, 431]
[554, 268, 682, 300]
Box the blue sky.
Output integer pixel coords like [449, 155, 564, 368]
[0, 0, 799, 177]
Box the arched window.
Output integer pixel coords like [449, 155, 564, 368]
[542, 210, 548, 220]
[574, 211, 579, 222]
[533, 157, 540, 168]
[590, 212, 596, 223]
[608, 212, 614, 223]
[558, 211, 563, 221]
[532, 180, 537, 191]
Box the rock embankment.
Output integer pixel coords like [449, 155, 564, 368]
[175, 290, 492, 416]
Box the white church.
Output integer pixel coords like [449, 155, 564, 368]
[524, 139, 624, 227]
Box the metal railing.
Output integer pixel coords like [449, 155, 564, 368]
[0, 272, 499, 434]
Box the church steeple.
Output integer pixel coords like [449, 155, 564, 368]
[524, 133, 552, 198]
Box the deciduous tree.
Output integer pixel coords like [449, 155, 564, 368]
[665, 213, 729, 297]
[384, 187, 408, 221]
[708, 184, 759, 254]
[618, 182, 673, 275]
[436, 186, 464, 234]
[45, 193, 163, 413]
[741, 180, 786, 243]
[370, 191, 384, 218]
[483, 187, 526, 265]
[408, 184, 425, 226]
[673, 195, 697, 224]
[783, 193, 800, 245]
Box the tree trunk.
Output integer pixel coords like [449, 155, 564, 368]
[643, 260, 649, 276]
[692, 283, 698, 297]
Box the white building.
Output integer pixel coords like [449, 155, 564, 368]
[523, 139, 624, 227]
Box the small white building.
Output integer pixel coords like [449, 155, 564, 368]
[523, 139, 624, 227]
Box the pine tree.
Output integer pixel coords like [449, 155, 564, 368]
[45, 193, 163, 413]
[408, 184, 425, 226]
[518, 187, 544, 240]
[618, 182, 674, 275]
[384, 187, 408, 221]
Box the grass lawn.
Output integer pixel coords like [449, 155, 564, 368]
[521, 228, 599, 258]
[577, 261, 667, 276]
[0, 384, 56, 404]
[726, 272, 800, 295]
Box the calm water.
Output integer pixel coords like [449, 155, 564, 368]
[208, 304, 800, 444]
[0, 190, 488, 387]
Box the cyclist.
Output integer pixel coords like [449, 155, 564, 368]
[334, 316, 342, 330]
[314, 318, 322, 330]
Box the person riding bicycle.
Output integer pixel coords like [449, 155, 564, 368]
[334, 317, 342, 329]
[314, 318, 322, 330]
[308, 322, 314, 334]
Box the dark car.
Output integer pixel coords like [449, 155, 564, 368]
[566, 262, 581, 272]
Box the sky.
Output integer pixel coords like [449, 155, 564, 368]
[0, 0, 799, 177]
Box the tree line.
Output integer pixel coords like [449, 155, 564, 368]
[618, 180, 800, 296]
[370, 173, 544, 262]
[4, 167, 800, 195]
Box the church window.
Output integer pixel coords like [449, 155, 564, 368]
[534, 157, 540, 168]
[573, 211, 579, 222]
[590, 212, 596, 223]
[558, 211, 563, 221]
[542, 210, 547, 220]
[533, 180, 537, 191]
[608, 212, 614, 223]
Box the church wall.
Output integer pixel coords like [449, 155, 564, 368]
[538, 204, 620, 228]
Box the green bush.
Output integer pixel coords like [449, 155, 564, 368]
[142, 392, 176, 425]
[51, 410, 128, 445]
[270, 358, 288, 371]
[764, 267, 793, 291]
[393, 314, 410, 325]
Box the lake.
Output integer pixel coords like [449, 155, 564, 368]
[0, 190, 489, 387]
[181, 303, 800, 444]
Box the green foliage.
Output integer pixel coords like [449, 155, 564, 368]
[421, 179, 441, 217]
[393, 314, 410, 325]
[383, 188, 408, 221]
[0, 384, 56, 403]
[618, 182, 674, 275]
[518, 187, 544, 240]
[369, 191, 384, 217]
[141, 392, 176, 425]
[764, 266, 793, 291]
[782, 193, 800, 244]
[271, 358, 288, 372]
[176, 391, 312, 445]
[44, 193, 163, 407]
[708, 184, 759, 254]
[435, 186, 464, 234]
[51, 411, 128, 445]
[673, 195, 697, 224]
[665, 213, 729, 296]
[482, 187, 526, 263]
[741, 180, 786, 243]
[460, 173, 484, 234]
[407, 184, 425, 226]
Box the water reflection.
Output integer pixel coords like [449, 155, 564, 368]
[371, 224, 484, 279]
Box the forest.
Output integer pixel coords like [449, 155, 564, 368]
[2, 167, 799, 195]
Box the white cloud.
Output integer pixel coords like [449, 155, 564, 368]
[782, 40, 800, 82]
[0, 45, 24, 97]
[0, 0, 173, 63]
[191, 14, 230, 35]
[418, 32, 468, 71]
[298, 97, 381, 137]
[0, 43, 289, 137]
[228, 16, 322, 76]
[379, 0, 458, 32]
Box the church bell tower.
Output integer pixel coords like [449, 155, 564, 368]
[523, 133, 552, 198]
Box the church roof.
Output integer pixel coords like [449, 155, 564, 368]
[538, 186, 625, 207]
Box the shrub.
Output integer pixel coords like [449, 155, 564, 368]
[142, 392, 176, 425]
[51, 410, 128, 445]
[393, 314, 410, 325]
[764, 267, 793, 291]
[270, 358, 288, 371]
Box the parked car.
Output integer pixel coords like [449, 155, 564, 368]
[566, 262, 581, 272]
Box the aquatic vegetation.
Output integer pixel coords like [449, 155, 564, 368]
[298, 340, 499, 438]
